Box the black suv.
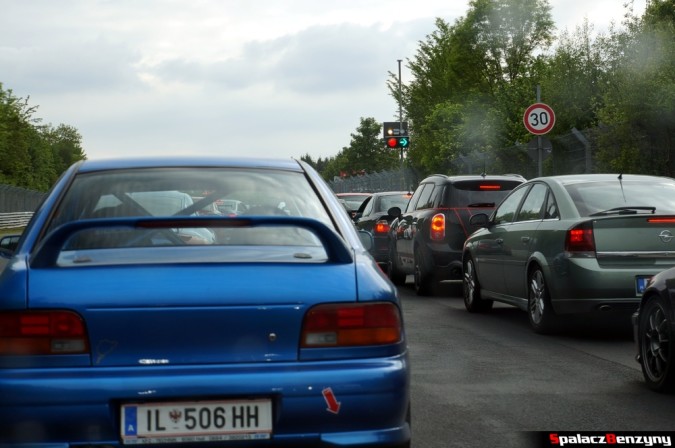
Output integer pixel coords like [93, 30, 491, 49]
[388, 173, 526, 295]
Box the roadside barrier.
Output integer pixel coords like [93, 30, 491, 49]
[0, 212, 32, 230]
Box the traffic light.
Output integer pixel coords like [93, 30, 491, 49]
[385, 136, 410, 149]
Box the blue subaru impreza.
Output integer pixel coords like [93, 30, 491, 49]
[0, 156, 410, 447]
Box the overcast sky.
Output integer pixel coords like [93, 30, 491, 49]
[1, 0, 646, 162]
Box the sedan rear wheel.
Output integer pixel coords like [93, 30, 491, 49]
[463, 257, 493, 313]
[639, 295, 675, 393]
[527, 268, 558, 334]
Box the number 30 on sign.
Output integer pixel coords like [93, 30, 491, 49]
[523, 103, 555, 135]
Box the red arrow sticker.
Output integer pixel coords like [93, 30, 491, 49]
[322, 387, 341, 414]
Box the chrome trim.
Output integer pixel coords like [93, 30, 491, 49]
[596, 251, 675, 258]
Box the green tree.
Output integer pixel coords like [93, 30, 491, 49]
[392, 0, 555, 176]
[47, 124, 85, 176]
[319, 117, 399, 181]
[0, 86, 37, 188]
[594, 0, 675, 175]
[0, 83, 86, 190]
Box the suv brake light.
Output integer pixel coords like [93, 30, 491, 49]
[0, 310, 89, 355]
[430, 213, 445, 241]
[565, 222, 595, 255]
[479, 184, 502, 190]
[301, 303, 402, 347]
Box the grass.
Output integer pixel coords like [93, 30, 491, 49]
[0, 228, 24, 237]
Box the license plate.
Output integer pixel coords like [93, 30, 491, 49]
[120, 399, 272, 444]
[635, 275, 653, 296]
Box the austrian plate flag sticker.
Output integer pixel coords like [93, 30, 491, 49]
[534, 432, 674, 448]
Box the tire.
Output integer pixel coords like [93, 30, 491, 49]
[463, 257, 493, 313]
[638, 295, 675, 393]
[413, 247, 434, 296]
[527, 267, 558, 334]
[388, 244, 407, 286]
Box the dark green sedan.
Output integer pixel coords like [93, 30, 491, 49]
[462, 174, 675, 333]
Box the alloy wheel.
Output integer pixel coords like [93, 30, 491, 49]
[528, 270, 546, 325]
[642, 302, 671, 384]
[464, 259, 477, 307]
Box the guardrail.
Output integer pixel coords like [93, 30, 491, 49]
[0, 212, 33, 230]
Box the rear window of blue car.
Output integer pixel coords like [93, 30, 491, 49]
[43, 167, 336, 261]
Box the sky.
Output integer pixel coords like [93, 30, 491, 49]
[1, 0, 647, 163]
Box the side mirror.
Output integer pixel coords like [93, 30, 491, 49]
[387, 207, 402, 219]
[0, 234, 20, 254]
[357, 229, 374, 251]
[469, 213, 490, 228]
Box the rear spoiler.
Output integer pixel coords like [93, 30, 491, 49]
[31, 216, 354, 268]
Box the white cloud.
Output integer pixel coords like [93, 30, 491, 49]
[0, 0, 646, 162]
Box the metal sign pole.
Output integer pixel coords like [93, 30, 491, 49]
[536, 85, 542, 177]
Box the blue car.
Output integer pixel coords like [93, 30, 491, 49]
[0, 157, 411, 447]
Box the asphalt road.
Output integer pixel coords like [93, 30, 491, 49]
[398, 280, 675, 448]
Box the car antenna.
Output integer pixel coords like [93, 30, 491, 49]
[618, 173, 627, 202]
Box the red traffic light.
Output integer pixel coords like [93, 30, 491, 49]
[385, 136, 410, 149]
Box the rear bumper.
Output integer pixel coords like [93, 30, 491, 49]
[549, 257, 653, 315]
[369, 236, 391, 264]
[0, 356, 410, 447]
[426, 243, 463, 281]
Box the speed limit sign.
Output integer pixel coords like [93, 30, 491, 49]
[523, 103, 555, 135]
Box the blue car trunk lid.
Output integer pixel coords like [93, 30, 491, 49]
[27, 262, 357, 366]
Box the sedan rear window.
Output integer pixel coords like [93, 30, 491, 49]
[43, 167, 336, 261]
[564, 180, 675, 217]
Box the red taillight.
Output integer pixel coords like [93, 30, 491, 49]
[430, 213, 445, 241]
[479, 184, 502, 190]
[374, 220, 390, 234]
[0, 311, 89, 355]
[565, 222, 595, 254]
[301, 303, 402, 347]
[648, 218, 675, 223]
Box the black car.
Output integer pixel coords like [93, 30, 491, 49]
[634, 264, 675, 393]
[336, 193, 372, 219]
[354, 191, 412, 270]
[388, 174, 526, 295]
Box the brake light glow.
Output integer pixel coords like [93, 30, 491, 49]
[479, 184, 502, 190]
[0, 310, 89, 355]
[430, 213, 445, 241]
[374, 220, 390, 234]
[647, 217, 675, 223]
[565, 222, 595, 254]
[301, 303, 402, 347]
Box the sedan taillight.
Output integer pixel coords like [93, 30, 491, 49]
[0, 310, 89, 355]
[374, 220, 390, 234]
[565, 222, 595, 255]
[301, 303, 402, 347]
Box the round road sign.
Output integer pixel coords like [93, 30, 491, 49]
[523, 103, 555, 135]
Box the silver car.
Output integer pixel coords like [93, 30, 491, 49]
[463, 174, 675, 333]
